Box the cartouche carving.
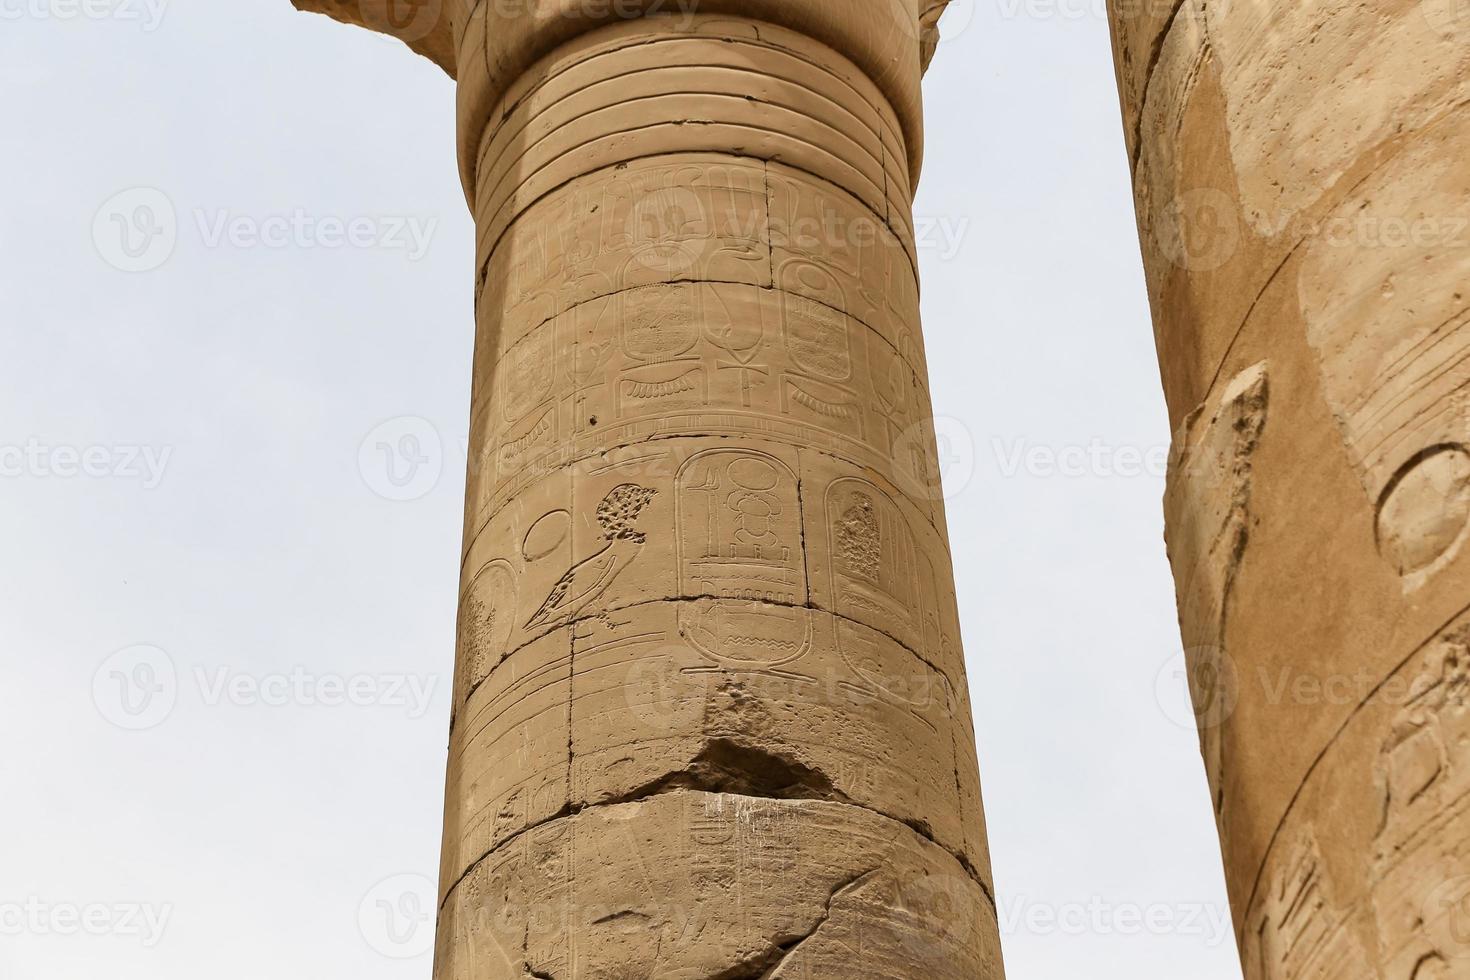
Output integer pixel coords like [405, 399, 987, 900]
[288, 5, 1001, 977]
[677, 449, 811, 667]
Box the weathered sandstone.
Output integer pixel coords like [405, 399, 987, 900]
[289, 2, 1003, 975]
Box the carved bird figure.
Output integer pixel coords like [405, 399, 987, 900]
[523, 484, 658, 630]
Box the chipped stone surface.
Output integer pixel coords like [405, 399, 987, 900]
[289, 3, 1001, 975]
[441, 598, 985, 892]
[1164, 362, 1268, 816]
[1204, 0, 1470, 235]
[435, 792, 1000, 980]
[1298, 120, 1470, 585]
[291, 0, 456, 73]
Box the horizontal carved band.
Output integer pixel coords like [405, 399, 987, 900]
[453, 2, 928, 198]
[470, 16, 913, 269]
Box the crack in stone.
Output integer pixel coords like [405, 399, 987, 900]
[440, 785, 993, 914]
[1128, 0, 1190, 173]
[453, 593, 962, 733]
[616, 736, 849, 804]
[757, 868, 880, 979]
[695, 867, 879, 980]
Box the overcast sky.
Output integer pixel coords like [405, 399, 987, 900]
[0, 2, 1242, 978]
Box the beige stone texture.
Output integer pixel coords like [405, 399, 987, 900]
[290, 2, 1000, 976]
[293, 0, 457, 72]
[1110, 0, 1470, 973]
[435, 792, 1000, 979]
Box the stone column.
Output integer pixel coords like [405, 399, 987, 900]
[1109, 1, 1470, 976]
[293, 2, 1003, 976]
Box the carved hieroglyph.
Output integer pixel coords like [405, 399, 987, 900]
[290, 3, 1002, 976]
[1298, 122, 1470, 586]
[1110, 0, 1470, 973]
[1165, 362, 1269, 820]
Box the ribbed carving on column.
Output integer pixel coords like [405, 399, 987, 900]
[470, 16, 914, 275]
[435, 13, 1003, 980]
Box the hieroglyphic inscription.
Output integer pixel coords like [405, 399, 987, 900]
[1242, 833, 1369, 980]
[676, 449, 811, 667]
[1300, 123, 1470, 583]
[466, 279, 944, 549]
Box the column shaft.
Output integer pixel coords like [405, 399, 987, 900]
[1109, 0, 1470, 976]
[437, 11, 1004, 978]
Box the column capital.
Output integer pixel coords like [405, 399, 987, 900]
[291, 0, 458, 75]
[289, 1, 959, 196]
[459, 2, 932, 202]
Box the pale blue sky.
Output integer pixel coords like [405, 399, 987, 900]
[0, 2, 1241, 977]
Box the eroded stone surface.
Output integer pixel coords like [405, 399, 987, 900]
[1237, 619, 1470, 980]
[1111, 0, 1470, 972]
[1164, 362, 1268, 818]
[288, 3, 1002, 976]
[291, 0, 456, 73]
[1298, 120, 1470, 585]
[436, 792, 1000, 979]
